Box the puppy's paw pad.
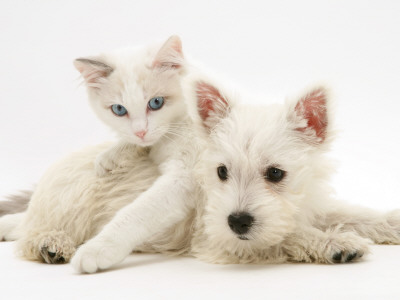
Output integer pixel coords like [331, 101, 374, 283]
[345, 252, 359, 262]
[40, 246, 67, 264]
[331, 252, 342, 262]
[325, 231, 370, 264]
[331, 251, 362, 263]
[37, 231, 76, 264]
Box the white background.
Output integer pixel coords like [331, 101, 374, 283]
[0, 1, 400, 299]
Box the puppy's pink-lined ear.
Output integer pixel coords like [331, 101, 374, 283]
[196, 81, 230, 129]
[152, 35, 184, 69]
[292, 87, 329, 143]
[74, 58, 113, 88]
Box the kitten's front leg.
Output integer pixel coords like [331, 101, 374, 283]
[282, 225, 371, 264]
[95, 141, 136, 176]
[71, 160, 194, 273]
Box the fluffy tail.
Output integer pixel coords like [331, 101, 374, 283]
[0, 190, 32, 217]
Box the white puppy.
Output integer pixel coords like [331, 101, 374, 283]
[189, 79, 400, 264]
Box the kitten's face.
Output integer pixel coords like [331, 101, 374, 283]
[194, 82, 330, 256]
[75, 36, 186, 147]
[89, 61, 184, 146]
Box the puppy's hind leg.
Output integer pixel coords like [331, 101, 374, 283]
[17, 230, 76, 264]
[0, 212, 25, 241]
[319, 204, 400, 245]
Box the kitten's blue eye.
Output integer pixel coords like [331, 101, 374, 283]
[111, 104, 128, 116]
[148, 97, 164, 111]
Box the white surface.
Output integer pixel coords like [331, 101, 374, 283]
[1, 0, 400, 299]
[1, 242, 400, 300]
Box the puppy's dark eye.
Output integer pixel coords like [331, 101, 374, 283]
[265, 167, 285, 183]
[217, 165, 228, 181]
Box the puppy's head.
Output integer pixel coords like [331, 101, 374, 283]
[192, 81, 332, 261]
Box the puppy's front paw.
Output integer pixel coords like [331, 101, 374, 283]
[331, 250, 363, 263]
[38, 231, 76, 264]
[71, 238, 127, 274]
[325, 232, 370, 264]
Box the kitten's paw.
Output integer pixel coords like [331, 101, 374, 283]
[38, 231, 76, 264]
[95, 154, 118, 177]
[71, 238, 128, 274]
[324, 232, 370, 264]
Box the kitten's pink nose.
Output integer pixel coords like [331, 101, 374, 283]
[135, 130, 147, 139]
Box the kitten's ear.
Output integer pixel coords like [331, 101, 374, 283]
[195, 81, 230, 130]
[288, 86, 329, 144]
[73, 58, 113, 88]
[152, 35, 184, 69]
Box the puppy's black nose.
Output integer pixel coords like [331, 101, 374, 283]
[228, 212, 254, 235]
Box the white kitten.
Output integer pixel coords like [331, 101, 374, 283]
[0, 36, 197, 264]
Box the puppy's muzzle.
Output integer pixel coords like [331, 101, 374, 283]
[228, 212, 254, 236]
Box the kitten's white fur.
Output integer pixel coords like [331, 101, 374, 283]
[0, 36, 200, 265]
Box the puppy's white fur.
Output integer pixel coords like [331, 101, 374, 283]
[189, 78, 400, 264]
